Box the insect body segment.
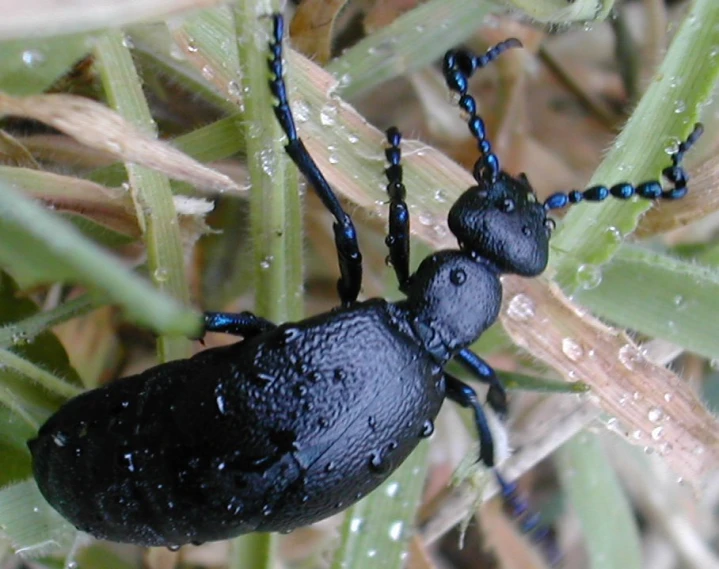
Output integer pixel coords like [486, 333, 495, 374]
[28, 13, 703, 552]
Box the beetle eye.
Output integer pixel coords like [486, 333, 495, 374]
[499, 198, 515, 212]
[449, 268, 467, 286]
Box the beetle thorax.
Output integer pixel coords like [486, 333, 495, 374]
[399, 250, 502, 362]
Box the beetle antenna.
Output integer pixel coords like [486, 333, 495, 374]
[543, 123, 703, 211]
[442, 39, 522, 184]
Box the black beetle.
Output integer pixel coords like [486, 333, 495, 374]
[29, 13, 702, 549]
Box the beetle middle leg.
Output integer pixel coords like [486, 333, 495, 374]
[444, 373, 495, 467]
[267, 14, 362, 307]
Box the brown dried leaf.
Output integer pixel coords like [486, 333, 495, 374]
[0, 92, 238, 192]
[501, 277, 719, 486]
[0, 0, 226, 40]
[637, 156, 719, 236]
[290, 0, 349, 64]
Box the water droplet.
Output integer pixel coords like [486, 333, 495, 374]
[228, 80, 241, 98]
[605, 226, 623, 244]
[561, 338, 584, 362]
[325, 461, 336, 472]
[123, 452, 136, 472]
[385, 481, 400, 497]
[215, 392, 227, 415]
[506, 294, 535, 321]
[167, 544, 181, 552]
[674, 100, 686, 114]
[262, 504, 273, 516]
[388, 521, 404, 541]
[420, 419, 434, 438]
[153, 267, 169, 282]
[320, 104, 338, 126]
[367, 549, 377, 558]
[260, 256, 274, 270]
[292, 100, 310, 123]
[576, 264, 602, 290]
[647, 407, 664, 423]
[52, 432, 68, 447]
[121, 35, 134, 49]
[631, 429, 643, 440]
[350, 517, 364, 533]
[433, 189, 448, 203]
[22, 49, 45, 67]
[693, 445, 705, 455]
[618, 344, 645, 371]
[201, 65, 214, 80]
[651, 426, 664, 440]
[663, 392, 673, 403]
[417, 211, 434, 226]
[369, 451, 389, 475]
[186, 38, 199, 53]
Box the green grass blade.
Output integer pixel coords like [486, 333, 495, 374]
[551, 0, 719, 290]
[558, 433, 642, 569]
[0, 185, 198, 335]
[577, 244, 719, 360]
[331, 442, 429, 569]
[94, 30, 193, 361]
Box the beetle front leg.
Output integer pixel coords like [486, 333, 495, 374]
[203, 311, 276, 338]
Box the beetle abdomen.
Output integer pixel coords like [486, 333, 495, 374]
[29, 301, 443, 547]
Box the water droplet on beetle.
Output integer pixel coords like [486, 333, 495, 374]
[420, 419, 434, 438]
[369, 451, 390, 475]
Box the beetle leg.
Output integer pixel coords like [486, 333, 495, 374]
[455, 348, 507, 418]
[444, 373, 495, 467]
[383, 126, 411, 291]
[203, 311, 276, 338]
[268, 14, 362, 307]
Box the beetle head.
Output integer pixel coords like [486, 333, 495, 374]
[447, 172, 552, 277]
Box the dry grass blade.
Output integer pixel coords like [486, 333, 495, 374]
[0, 92, 238, 192]
[0, 0, 227, 40]
[501, 277, 719, 487]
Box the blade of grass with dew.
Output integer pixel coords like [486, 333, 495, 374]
[0, 185, 198, 335]
[577, 244, 719, 360]
[558, 432, 642, 569]
[326, 0, 500, 100]
[88, 113, 247, 190]
[94, 31, 192, 362]
[331, 442, 430, 569]
[0, 34, 92, 96]
[508, 0, 614, 22]
[551, 0, 719, 291]
[230, 2, 302, 567]
[0, 480, 78, 556]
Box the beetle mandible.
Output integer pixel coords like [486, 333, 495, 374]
[29, 13, 703, 549]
